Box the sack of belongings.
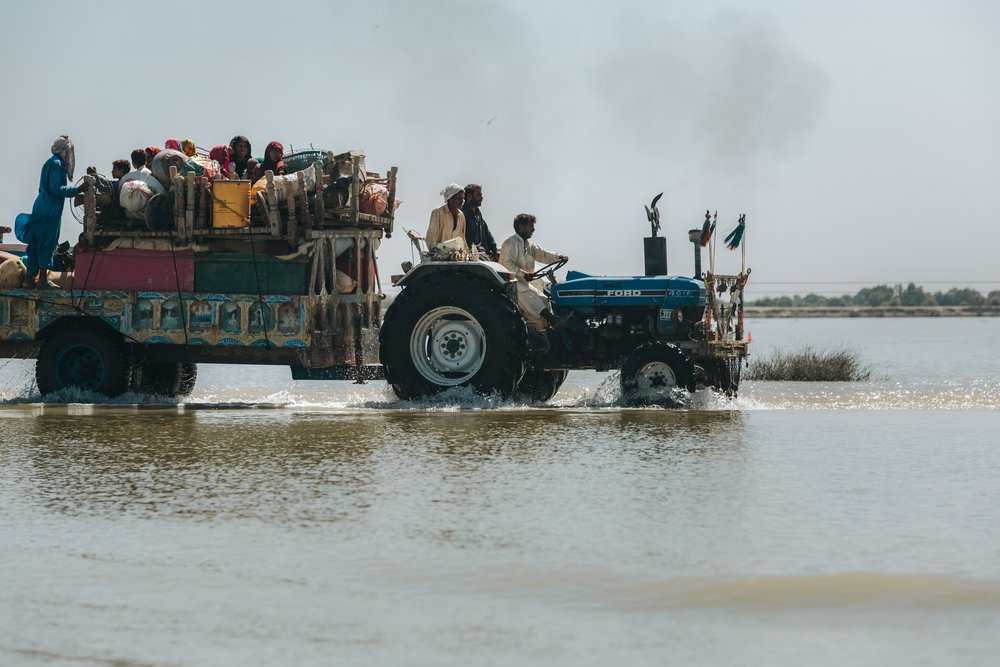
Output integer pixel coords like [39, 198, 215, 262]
[0, 251, 27, 289]
[335, 268, 356, 294]
[120, 180, 156, 217]
[151, 149, 189, 188]
[249, 164, 317, 204]
[358, 182, 401, 216]
[183, 156, 223, 181]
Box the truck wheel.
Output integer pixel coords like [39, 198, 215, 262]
[380, 272, 527, 399]
[708, 357, 741, 397]
[36, 322, 131, 397]
[132, 359, 198, 398]
[620, 342, 693, 404]
[514, 367, 568, 403]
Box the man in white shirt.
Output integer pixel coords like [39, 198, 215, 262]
[499, 213, 568, 331]
[120, 149, 157, 185]
[119, 148, 167, 223]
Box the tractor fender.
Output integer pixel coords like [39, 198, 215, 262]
[395, 260, 514, 290]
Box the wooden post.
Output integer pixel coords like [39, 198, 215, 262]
[195, 177, 206, 232]
[309, 234, 323, 295]
[350, 155, 361, 223]
[385, 165, 398, 237]
[264, 171, 280, 237]
[172, 172, 185, 234]
[286, 187, 297, 247]
[184, 172, 196, 245]
[294, 170, 308, 245]
[312, 160, 324, 233]
[82, 174, 97, 244]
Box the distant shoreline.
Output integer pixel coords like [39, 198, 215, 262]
[746, 306, 1000, 318]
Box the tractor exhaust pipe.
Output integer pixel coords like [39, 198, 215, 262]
[688, 229, 702, 279]
[643, 193, 667, 276]
[643, 236, 667, 276]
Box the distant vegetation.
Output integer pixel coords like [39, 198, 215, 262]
[746, 346, 872, 382]
[750, 283, 1000, 308]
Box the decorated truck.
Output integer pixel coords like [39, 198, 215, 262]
[0, 149, 396, 397]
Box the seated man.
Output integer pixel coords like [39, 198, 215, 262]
[499, 213, 568, 331]
[461, 183, 498, 260]
[122, 148, 153, 182]
[426, 183, 467, 250]
[98, 159, 130, 225]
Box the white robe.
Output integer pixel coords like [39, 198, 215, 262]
[499, 232, 561, 330]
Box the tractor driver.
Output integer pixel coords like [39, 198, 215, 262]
[499, 213, 568, 331]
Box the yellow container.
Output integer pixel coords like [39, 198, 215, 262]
[212, 180, 251, 228]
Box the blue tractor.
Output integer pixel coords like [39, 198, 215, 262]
[379, 201, 749, 404]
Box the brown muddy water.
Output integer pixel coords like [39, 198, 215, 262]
[2, 317, 999, 666]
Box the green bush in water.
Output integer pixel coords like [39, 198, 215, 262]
[746, 346, 872, 382]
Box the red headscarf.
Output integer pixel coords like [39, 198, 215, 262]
[209, 145, 231, 176]
[144, 146, 161, 167]
[261, 141, 283, 173]
[165, 138, 181, 151]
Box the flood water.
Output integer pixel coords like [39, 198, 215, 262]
[2, 317, 999, 666]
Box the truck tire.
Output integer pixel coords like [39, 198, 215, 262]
[380, 271, 527, 400]
[514, 367, 568, 403]
[132, 359, 198, 398]
[620, 342, 693, 404]
[708, 357, 740, 397]
[36, 322, 131, 397]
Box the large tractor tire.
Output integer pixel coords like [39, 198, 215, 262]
[380, 271, 528, 400]
[620, 342, 693, 405]
[514, 367, 568, 403]
[131, 359, 198, 398]
[36, 321, 131, 397]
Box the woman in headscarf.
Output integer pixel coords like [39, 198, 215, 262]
[208, 145, 231, 178]
[425, 183, 467, 250]
[228, 135, 253, 178]
[144, 146, 161, 169]
[261, 141, 283, 174]
[180, 138, 197, 157]
[14, 135, 86, 288]
[164, 138, 182, 151]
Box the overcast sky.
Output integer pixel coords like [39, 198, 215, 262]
[1, 0, 997, 296]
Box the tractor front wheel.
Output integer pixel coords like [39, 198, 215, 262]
[620, 342, 693, 405]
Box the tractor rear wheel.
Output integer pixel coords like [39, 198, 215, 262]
[620, 342, 693, 405]
[380, 272, 528, 400]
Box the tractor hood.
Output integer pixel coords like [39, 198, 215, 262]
[550, 271, 705, 315]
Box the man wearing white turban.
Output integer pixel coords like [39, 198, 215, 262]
[425, 183, 468, 250]
[14, 135, 87, 288]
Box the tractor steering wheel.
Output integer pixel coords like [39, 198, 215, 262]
[527, 257, 568, 284]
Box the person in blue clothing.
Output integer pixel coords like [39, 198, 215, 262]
[14, 135, 87, 288]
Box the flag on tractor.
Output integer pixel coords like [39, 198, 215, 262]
[699, 210, 716, 247]
[724, 214, 746, 250]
